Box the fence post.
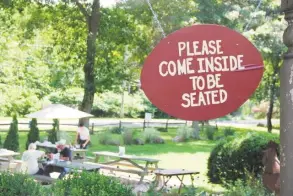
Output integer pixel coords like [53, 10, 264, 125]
[143, 119, 146, 131]
[119, 121, 122, 130]
[165, 118, 170, 132]
[90, 123, 94, 135]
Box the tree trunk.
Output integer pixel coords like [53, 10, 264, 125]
[77, 0, 100, 127]
[267, 70, 278, 133]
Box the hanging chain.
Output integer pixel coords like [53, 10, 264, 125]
[243, 0, 263, 32]
[145, 0, 166, 38]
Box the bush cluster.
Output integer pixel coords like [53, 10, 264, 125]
[0, 172, 134, 196]
[144, 128, 164, 144]
[26, 118, 40, 149]
[207, 132, 279, 184]
[0, 172, 46, 196]
[3, 115, 19, 152]
[52, 172, 134, 196]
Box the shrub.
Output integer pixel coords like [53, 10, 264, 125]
[223, 127, 235, 137]
[48, 119, 59, 144]
[4, 115, 19, 152]
[0, 172, 46, 196]
[99, 132, 113, 145]
[133, 138, 144, 145]
[26, 118, 40, 149]
[207, 132, 279, 184]
[226, 175, 274, 196]
[51, 172, 134, 196]
[110, 126, 128, 134]
[122, 129, 134, 145]
[107, 139, 121, 146]
[176, 126, 194, 142]
[203, 125, 217, 140]
[99, 132, 121, 146]
[144, 128, 161, 144]
[152, 136, 165, 144]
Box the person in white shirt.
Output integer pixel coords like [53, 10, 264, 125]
[75, 122, 90, 149]
[21, 143, 45, 175]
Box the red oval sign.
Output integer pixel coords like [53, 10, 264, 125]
[141, 24, 264, 121]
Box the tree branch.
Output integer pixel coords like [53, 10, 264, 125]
[74, 0, 89, 19]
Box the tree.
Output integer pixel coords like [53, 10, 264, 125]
[14, 1, 149, 123]
[247, 18, 286, 132]
[3, 115, 19, 151]
[26, 118, 40, 149]
[48, 119, 59, 143]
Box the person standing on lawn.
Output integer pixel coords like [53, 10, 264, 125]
[75, 122, 91, 149]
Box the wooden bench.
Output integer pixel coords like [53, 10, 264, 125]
[99, 164, 144, 176]
[32, 175, 57, 185]
[154, 169, 200, 194]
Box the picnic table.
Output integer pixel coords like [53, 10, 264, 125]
[154, 169, 200, 193]
[93, 151, 160, 183]
[0, 149, 21, 172]
[46, 160, 101, 172]
[36, 142, 87, 161]
[0, 149, 20, 161]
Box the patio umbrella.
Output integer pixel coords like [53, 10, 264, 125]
[25, 104, 93, 119]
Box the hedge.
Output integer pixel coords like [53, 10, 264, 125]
[0, 172, 133, 196]
[51, 172, 134, 196]
[0, 172, 46, 196]
[207, 132, 279, 184]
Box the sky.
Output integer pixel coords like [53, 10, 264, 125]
[100, 0, 117, 7]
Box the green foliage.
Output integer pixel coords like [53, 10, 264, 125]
[109, 126, 128, 135]
[144, 128, 163, 144]
[93, 91, 146, 118]
[203, 125, 218, 140]
[0, 136, 2, 148]
[226, 175, 274, 196]
[48, 119, 58, 144]
[0, 87, 42, 117]
[26, 118, 40, 149]
[207, 132, 279, 184]
[51, 172, 134, 196]
[99, 132, 112, 145]
[3, 115, 19, 151]
[0, 172, 46, 196]
[48, 88, 83, 108]
[223, 127, 235, 137]
[122, 129, 134, 145]
[99, 132, 121, 146]
[176, 126, 194, 142]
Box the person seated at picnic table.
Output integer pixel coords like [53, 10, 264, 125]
[75, 122, 90, 149]
[21, 143, 45, 175]
[44, 140, 72, 179]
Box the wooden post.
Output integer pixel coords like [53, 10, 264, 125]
[165, 118, 169, 132]
[119, 121, 122, 130]
[143, 119, 146, 131]
[280, 1, 293, 194]
[90, 123, 94, 135]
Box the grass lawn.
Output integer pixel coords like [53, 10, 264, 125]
[0, 124, 280, 193]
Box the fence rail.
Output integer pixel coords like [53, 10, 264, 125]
[0, 119, 188, 133]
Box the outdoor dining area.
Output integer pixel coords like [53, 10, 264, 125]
[0, 145, 199, 193]
[0, 104, 200, 194]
